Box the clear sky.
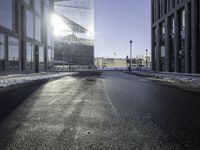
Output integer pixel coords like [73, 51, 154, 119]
[94, 0, 151, 58]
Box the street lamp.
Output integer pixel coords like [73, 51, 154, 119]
[145, 49, 148, 70]
[129, 40, 133, 71]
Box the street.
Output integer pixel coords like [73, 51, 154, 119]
[0, 71, 200, 150]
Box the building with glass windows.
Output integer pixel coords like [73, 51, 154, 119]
[0, 0, 54, 74]
[151, 0, 200, 73]
[53, 0, 94, 68]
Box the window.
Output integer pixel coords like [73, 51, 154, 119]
[39, 46, 44, 70]
[26, 42, 34, 69]
[0, 0, 13, 30]
[23, 0, 31, 6]
[0, 34, 5, 71]
[47, 26, 53, 46]
[35, 16, 41, 41]
[170, 16, 175, 38]
[181, 9, 185, 31]
[26, 10, 34, 38]
[44, 0, 50, 6]
[161, 22, 165, 38]
[34, 0, 41, 15]
[47, 49, 52, 68]
[8, 37, 19, 70]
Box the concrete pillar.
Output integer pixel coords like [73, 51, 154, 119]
[165, 18, 171, 72]
[191, 0, 198, 73]
[156, 24, 161, 72]
[174, 11, 180, 72]
[185, 2, 191, 73]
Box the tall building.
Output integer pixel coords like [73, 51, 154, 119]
[151, 0, 200, 73]
[53, 0, 94, 68]
[0, 0, 54, 74]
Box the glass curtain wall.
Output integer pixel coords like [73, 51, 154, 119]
[26, 42, 34, 69]
[26, 10, 34, 38]
[39, 46, 44, 70]
[54, 0, 94, 45]
[0, 0, 13, 30]
[160, 22, 166, 71]
[0, 34, 5, 71]
[8, 37, 19, 70]
[47, 49, 52, 69]
[170, 16, 175, 72]
[180, 9, 185, 73]
[35, 16, 41, 42]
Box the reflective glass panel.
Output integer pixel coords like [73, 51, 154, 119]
[8, 37, 19, 70]
[26, 10, 34, 38]
[26, 42, 34, 69]
[34, 0, 41, 15]
[23, 0, 31, 5]
[35, 16, 41, 41]
[0, 0, 12, 30]
[39, 46, 44, 69]
[0, 34, 5, 71]
[47, 49, 52, 68]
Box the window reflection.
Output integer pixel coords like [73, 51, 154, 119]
[47, 49, 52, 69]
[23, 0, 31, 6]
[34, 0, 41, 15]
[8, 37, 19, 70]
[0, 34, 5, 71]
[0, 0, 12, 30]
[39, 46, 44, 70]
[26, 42, 34, 69]
[26, 10, 34, 38]
[35, 16, 41, 41]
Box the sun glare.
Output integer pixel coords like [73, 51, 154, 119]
[51, 14, 72, 37]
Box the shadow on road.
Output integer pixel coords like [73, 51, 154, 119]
[0, 81, 46, 122]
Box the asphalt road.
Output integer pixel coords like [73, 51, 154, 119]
[0, 71, 200, 150]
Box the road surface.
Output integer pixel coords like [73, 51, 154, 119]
[0, 71, 200, 150]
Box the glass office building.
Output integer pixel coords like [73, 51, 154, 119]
[0, 0, 54, 74]
[152, 0, 200, 73]
[53, 0, 94, 68]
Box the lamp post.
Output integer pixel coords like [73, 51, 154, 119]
[129, 40, 133, 71]
[145, 49, 148, 70]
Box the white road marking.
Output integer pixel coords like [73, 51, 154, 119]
[102, 79, 119, 117]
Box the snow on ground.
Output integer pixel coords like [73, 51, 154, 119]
[0, 72, 77, 88]
[129, 71, 200, 89]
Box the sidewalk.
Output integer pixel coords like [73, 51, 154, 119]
[126, 70, 200, 89]
[0, 72, 77, 88]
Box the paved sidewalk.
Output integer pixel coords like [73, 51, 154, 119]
[126, 71, 200, 89]
[0, 72, 77, 88]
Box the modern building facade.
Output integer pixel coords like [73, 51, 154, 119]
[53, 0, 94, 68]
[151, 0, 200, 73]
[0, 0, 54, 74]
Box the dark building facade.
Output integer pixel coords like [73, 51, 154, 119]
[0, 0, 54, 74]
[152, 0, 200, 73]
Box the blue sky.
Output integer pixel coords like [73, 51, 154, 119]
[94, 0, 151, 58]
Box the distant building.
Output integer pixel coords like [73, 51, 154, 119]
[95, 57, 127, 68]
[151, 0, 200, 73]
[53, 0, 94, 68]
[0, 0, 54, 74]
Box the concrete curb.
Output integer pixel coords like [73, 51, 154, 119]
[125, 71, 200, 89]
